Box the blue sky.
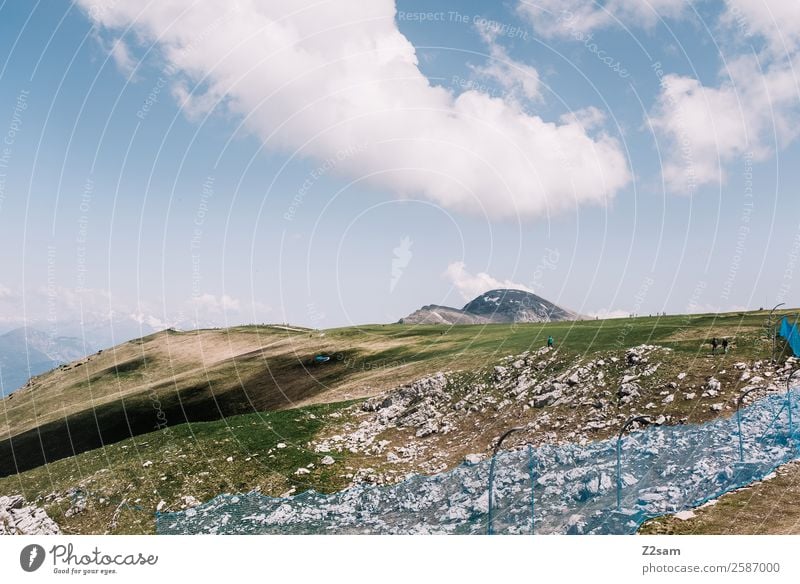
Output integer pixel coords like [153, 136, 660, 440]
[0, 0, 798, 337]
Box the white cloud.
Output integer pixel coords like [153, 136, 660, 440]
[560, 106, 607, 131]
[78, 0, 630, 219]
[471, 20, 542, 103]
[129, 311, 170, 330]
[90, 28, 139, 79]
[649, 20, 800, 192]
[183, 294, 272, 328]
[528, 1, 799, 194]
[721, 0, 800, 55]
[517, 1, 800, 194]
[443, 261, 533, 300]
[189, 293, 241, 313]
[518, 0, 687, 37]
[650, 72, 749, 192]
[110, 37, 137, 78]
[0, 283, 272, 336]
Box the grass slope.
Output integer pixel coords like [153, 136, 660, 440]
[0, 308, 797, 535]
[0, 310, 789, 476]
[0, 401, 355, 534]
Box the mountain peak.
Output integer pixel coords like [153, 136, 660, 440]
[399, 288, 579, 325]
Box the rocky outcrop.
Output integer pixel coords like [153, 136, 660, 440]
[311, 343, 797, 489]
[0, 495, 60, 535]
[398, 305, 492, 325]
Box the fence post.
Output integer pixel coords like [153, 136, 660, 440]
[771, 303, 786, 362]
[487, 427, 524, 535]
[788, 370, 800, 450]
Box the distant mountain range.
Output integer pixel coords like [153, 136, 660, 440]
[0, 328, 89, 396]
[399, 289, 581, 325]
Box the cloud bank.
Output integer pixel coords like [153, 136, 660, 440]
[649, 0, 800, 192]
[79, 0, 630, 219]
[521, 0, 800, 194]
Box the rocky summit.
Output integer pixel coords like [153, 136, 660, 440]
[399, 288, 580, 325]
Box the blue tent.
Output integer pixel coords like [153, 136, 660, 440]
[780, 316, 800, 357]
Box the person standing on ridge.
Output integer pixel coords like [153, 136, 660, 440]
[711, 337, 718, 355]
[722, 338, 729, 354]
[547, 335, 554, 348]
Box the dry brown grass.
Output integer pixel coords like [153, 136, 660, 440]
[641, 460, 800, 535]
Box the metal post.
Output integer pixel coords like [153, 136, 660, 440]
[736, 387, 762, 463]
[616, 416, 650, 511]
[771, 303, 786, 363]
[487, 426, 524, 535]
[788, 370, 800, 449]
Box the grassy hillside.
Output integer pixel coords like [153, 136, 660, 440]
[0, 310, 790, 476]
[0, 308, 797, 534]
[0, 401, 357, 534]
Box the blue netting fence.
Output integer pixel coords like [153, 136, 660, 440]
[780, 317, 800, 357]
[157, 393, 800, 535]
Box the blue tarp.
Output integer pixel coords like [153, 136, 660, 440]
[780, 317, 800, 357]
[157, 393, 800, 535]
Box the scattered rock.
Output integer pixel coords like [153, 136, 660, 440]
[566, 514, 587, 535]
[531, 385, 565, 408]
[702, 378, 721, 398]
[674, 510, 696, 521]
[618, 382, 641, 405]
[585, 421, 608, 431]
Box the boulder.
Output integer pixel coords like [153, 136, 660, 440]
[531, 385, 565, 408]
[464, 454, 483, 465]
